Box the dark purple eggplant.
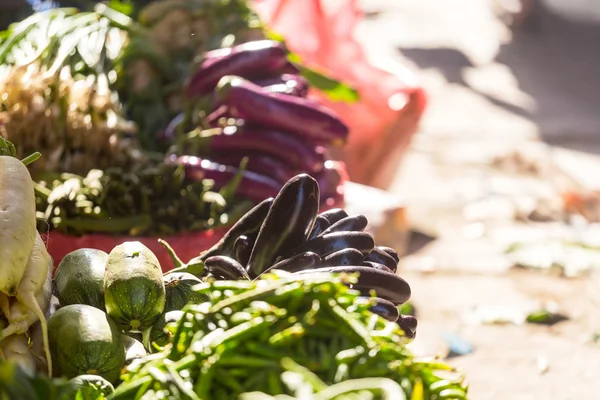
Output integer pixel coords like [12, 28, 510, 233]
[167, 155, 281, 203]
[262, 252, 322, 275]
[187, 40, 289, 97]
[283, 231, 375, 259]
[365, 247, 398, 273]
[362, 261, 394, 274]
[247, 174, 320, 278]
[215, 75, 348, 146]
[318, 208, 348, 225]
[254, 74, 310, 97]
[397, 314, 418, 339]
[323, 248, 364, 266]
[234, 234, 255, 266]
[377, 246, 400, 264]
[295, 266, 411, 305]
[199, 198, 273, 261]
[192, 127, 325, 173]
[364, 297, 399, 322]
[205, 256, 250, 280]
[319, 215, 368, 236]
[209, 152, 298, 184]
[308, 215, 330, 240]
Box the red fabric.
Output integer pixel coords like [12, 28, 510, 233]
[253, 0, 427, 184]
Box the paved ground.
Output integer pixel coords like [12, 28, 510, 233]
[355, 1, 600, 399]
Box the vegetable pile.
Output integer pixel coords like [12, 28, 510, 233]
[0, 4, 350, 238]
[0, 159, 468, 399]
[167, 174, 413, 332]
[165, 39, 349, 207]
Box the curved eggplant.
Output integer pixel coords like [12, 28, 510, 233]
[377, 246, 400, 264]
[198, 197, 273, 261]
[284, 231, 375, 259]
[319, 215, 368, 236]
[308, 216, 330, 240]
[215, 75, 348, 146]
[247, 174, 320, 278]
[397, 314, 418, 339]
[205, 256, 250, 280]
[193, 127, 326, 173]
[254, 74, 310, 97]
[262, 252, 322, 275]
[362, 261, 394, 274]
[167, 154, 281, 203]
[363, 297, 399, 322]
[209, 152, 298, 185]
[318, 208, 348, 225]
[365, 247, 398, 273]
[234, 234, 255, 266]
[295, 266, 411, 305]
[323, 248, 364, 267]
[187, 40, 289, 96]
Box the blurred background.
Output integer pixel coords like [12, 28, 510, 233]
[2, 0, 600, 398]
[356, 1, 600, 399]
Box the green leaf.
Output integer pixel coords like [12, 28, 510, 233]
[108, 1, 135, 17]
[265, 28, 360, 103]
[296, 64, 360, 103]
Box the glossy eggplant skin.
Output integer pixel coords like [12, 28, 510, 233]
[262, 252, 322, 275]
[365, 247, 398, 273]
[254, 74, 310, 97]
[187, 40, 289, 96]
[167, 155, 281, 203]
[322, 248, 364, 267]
[319, 215, 368, 236]
[397, 314, 418, 339]
[283, 231, 375, 260]
[194, 127, 325, 173]
[233, 235, 254, 266]
[209, 152, 298, 185]
[246, 174, 320, 278]
[204, 256, 250, 280]
[295, 266, 411, 305]
[377, 246, 400, 264]
[317, 208, 348, 226]
[308, 216, 330, 240]
[365, 297, 400, 322]
[198, 197, 274, 261]
[215, 76, 348, 146]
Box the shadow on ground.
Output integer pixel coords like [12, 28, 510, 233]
[398, 1, 600, 153]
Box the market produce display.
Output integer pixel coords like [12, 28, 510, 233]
[0, 157, 468, 399]
[0, 3, 350, 259]
[164, 174, 414, 332]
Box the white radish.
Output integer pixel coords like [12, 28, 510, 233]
[0, 154, 37, 296]
[1, 231, 53, 376]
[0, 334, 36, 374]
[30, 295, 59, 372]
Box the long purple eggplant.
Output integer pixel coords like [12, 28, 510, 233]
[192, 127, 326, 173]
[215, 75, 349, 146]
[166, 154, 281, 203]
[187, 40, 289, 97]
[254, 74, 309, 97]
[295, 266, 411, 305]
[209, 152, 298, 184]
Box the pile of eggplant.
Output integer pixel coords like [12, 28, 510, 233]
[163, 40, 349, 206]
[170, 174, 417, 339]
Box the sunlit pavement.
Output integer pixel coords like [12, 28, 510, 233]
[355, 1, 600, 398]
